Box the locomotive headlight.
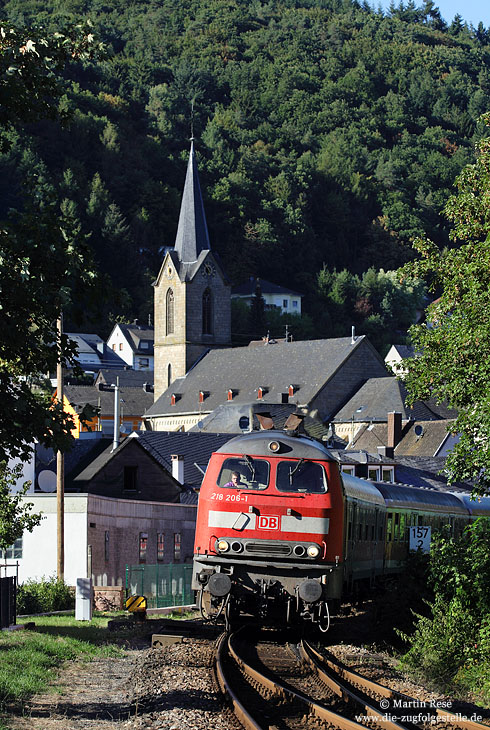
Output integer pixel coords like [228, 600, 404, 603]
[217, 539, 230, 553]
[307, 544, 320, 558]
[268, 440, 280, 452]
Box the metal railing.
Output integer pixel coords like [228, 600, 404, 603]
[125, 563, 194, 609]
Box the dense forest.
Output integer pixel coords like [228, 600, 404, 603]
[1, 0, 489, 349]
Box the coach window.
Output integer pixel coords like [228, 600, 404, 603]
[276, 460, 327, 493]
[387, 513, 393, 542]
[394, 513, 400, 541]
[400, 514, 406, 541]
[174, 533, 181, 562]
[218, 457, 269, 490]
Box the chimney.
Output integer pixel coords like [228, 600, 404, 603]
[387, 411, 402, 457]
[351, 326, 356, 344]
[171, 454, 184, 484]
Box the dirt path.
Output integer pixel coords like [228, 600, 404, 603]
[5, 649, 143, 730]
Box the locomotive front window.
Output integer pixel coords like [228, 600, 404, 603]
[276, 460, 327, 493]
[217, 457, 269, 490]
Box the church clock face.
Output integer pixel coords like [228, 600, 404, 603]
[202, 263, 216, 277]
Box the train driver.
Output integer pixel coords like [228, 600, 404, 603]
[224, 471, 244, 488]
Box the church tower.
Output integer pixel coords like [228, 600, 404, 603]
[153, 141, 231, 401]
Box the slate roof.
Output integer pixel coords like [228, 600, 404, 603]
[135, 431, 233, 488]
[188, 402, 331, 440]
[66, 333, 126, 370]
[232, 277, 303, 298]
[350, 419, 457, 458]
[174, 140, 210, 264]
[332, 377, 451, 423]
[95, 369, 154, 388]
[117, 323, 154, 355]
[394, 456, 472, 493]
[146, 336, 386, 418]
[64, 384, 154, 417]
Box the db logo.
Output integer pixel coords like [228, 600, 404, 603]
[258, 515, 279, 530]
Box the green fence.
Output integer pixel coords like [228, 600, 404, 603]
[125, 563, 194, 609]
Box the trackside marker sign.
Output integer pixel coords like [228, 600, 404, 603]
[258, 515, 279, 530]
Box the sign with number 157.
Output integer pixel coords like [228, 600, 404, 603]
[409, 526, 431, 552]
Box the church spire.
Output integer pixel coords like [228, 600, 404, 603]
[174, 140, 211, 264]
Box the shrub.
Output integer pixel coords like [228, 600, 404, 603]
[17, 577, 74, 615]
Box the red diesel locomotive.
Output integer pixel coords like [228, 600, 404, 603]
[192, 428, 490, 630]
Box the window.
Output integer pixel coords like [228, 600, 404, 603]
[166, 288, 174, 335]
[218, 457, 270, 490]
[1, 538, 22, 560]
[281, 392, 289, 404]
[168, 364, 172, 388]
[139, 533, 148, 563]
[157, 533, 165, 562]
[112, 344, 116, 351]
[276, 460, 327, 493]
[123, 466, 138, 492]
[381, 467, 394, 483]
[174, 533, 181, 562]
[341, 466, 355, 476]
[368, 467, 380, 481]
[394, 512, 400, 541]
[105, 531, 110, 562]
[387, 513, 393, 542]
[292, 300, 298, 308]
[119, 342, 123, 351]
[140, 341, 149, 349]
[283, 299, 288, 309]
[202, 288, 212, 334]
[138, 358, 149, 368]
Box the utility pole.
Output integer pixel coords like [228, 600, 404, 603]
[56, 314, 64, 581]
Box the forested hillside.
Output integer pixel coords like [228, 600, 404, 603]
[1, 0, 489, 347]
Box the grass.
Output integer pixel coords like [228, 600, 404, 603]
[0, 612, 126, 723]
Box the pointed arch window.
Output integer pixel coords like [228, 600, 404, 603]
[202, 288, 212, 335]
[166, 288, 174, 335]
[167, 363, 172, 388]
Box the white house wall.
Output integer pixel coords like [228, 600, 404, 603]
[18, 494, 88, 585]
[8, 451, 35, 494]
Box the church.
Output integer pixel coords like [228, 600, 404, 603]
[153, 140, 231, 402]
[147, 142, 388, 432]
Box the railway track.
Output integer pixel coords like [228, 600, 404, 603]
[214, 628, 490, 730]
[302, 642, 490, 730]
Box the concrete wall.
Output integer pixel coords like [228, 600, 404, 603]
[15, 493, 197, 589]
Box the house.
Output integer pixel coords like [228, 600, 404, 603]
[12, 430, 233, 588]
[107, 322, 154, 371]
[95, 368, 154, 388]
[384, 343, 416, 376]
[62, 333, 126, 379]
[330, 376, 456, 443]
[60, 382, 154, 438]
[232, 276, 303, 315]
[144, 334, 389, 432]
[350, 414, 459, 459]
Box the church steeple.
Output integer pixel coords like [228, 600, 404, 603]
[174, 140, 211, 263]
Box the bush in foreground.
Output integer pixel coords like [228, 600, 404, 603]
[398, 519, 490, 705]
[17, 577, 74, 615]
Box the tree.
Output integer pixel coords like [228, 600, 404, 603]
[0, 21, 101, 461]
[399, 113, 490, 495]
[0, 463, 42, 552]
